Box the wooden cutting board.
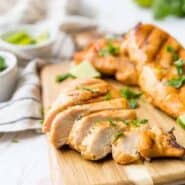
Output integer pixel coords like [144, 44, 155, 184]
[41, 62, 185, 185]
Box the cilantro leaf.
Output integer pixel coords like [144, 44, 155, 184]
[174, 58, 184, 76]
[104, 92, 112, 101]
[177, 115, 185, 129]
[166, 76, 185, 88]
[56, 73, 76, 82]
[0, 56, 7, 72]
[166, 45, 179, 60]
[99, 41, 120, 57]
[126, 119, 148, 127]
[120, 87, 142, 99]
[120, 87, 142, 109]
[128, 99, 138, 109]
[113, 131, 124, 142]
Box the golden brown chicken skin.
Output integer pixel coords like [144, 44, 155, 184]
[74, 38, 138, 85]
[43, 78, 185, 164]
[124, 23, 185, 118]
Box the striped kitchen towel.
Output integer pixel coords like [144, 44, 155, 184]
[0, 59, 44, 132]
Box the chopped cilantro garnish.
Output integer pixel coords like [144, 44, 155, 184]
[124, 119, 148, 127]
[0, 56, 7, 72]
[104, 92, 112, 101]
[166, 76, 185, 88]
[166, 45, 179, 60]
[128, 99, 138, 109]
[177, 115, 185, 129]
[120, 87, 142, 99]
[114, 131, 124, 141]
[56, 73, 76, 82]
[99, 41, 120, 57]
[174, 58, 184, 76]
[120, 87, 142, 109]
[108, 118, 116, 126]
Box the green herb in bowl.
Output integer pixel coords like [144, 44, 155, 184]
[0, 56, 7, 72]
[2, 31, 49, 46]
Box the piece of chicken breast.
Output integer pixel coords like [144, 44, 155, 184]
[79, 113, 137, 160]
[43, 79, 113, 132]
[112, 125, 148, 164]
[50, 98, 128, 148]
[73, 38, 138, 85]
[68, 110, 136, 152]
[124, 23, 185, 118]
[138, 128, 185, 159]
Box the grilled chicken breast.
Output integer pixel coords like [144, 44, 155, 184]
[44, 71, 185, 163]
[73, 23, 185, 119]
[74, 38, 138, 85]
[138, 128, 185, 159]
[124, 23, 185, 118]
[50, 98, 128, 148]
[79, 111, 136, 160]
[43, 78, 114, 132]
[69, 110, 136, 152]
[112, 126, 145, 164]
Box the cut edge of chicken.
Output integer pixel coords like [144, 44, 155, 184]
[80, 119, 132, 161]
[112, 124, 148, 165]
[43, 78, 113, 132]
[68, 109, 136, 153]
[138, 128, 185, 159]
[49, 98, 128, 148]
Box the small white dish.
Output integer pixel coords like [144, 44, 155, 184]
[0, 24, 58, 60]
[0, 51, 17, 102]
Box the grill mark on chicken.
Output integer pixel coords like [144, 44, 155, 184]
[134, 23, 153, 49]
[153, 36, 168, 62]
[140, 28, 167, 62]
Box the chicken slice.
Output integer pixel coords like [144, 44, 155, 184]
[80, 117, 136, 160]
[68, 110, 136, 152]
[112, 126, 147, 164]
[50, 98, 128, 148]
[43, 79, 112, 132]
[138, 128, 185, 159]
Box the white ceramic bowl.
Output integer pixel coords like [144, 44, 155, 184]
[0, 24, 58, 60]
[0, 51, 17, 102]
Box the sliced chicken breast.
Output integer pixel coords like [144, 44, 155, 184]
[50, 98, 128, 148]
[69, 110, 136, 152]
[80, 118, 135, 160]
[112, 126, 146, 164]
[43, 79, 112, 132]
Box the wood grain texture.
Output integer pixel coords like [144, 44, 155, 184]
[41, 62, 185, 185]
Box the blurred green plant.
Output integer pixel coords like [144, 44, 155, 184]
[134, 0, 185, 20]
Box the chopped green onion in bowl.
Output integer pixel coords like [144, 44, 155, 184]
[0, 56, 7, 72]
[2, 31, 49, 46]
